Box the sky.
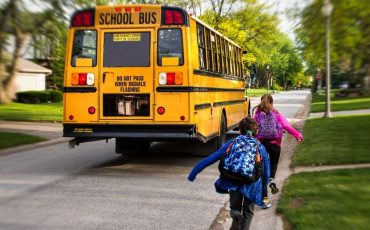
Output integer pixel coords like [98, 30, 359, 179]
[261, 0, 311, 41]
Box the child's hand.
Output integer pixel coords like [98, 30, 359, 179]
[187, 175, 196, 182]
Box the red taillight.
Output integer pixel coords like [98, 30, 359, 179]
[71, 10, 94, 27]
[167, 73, 175, 85]
[157, 107, 165, 115]
[88, 106, 96, 114]
[79, 73, 87, 85]
[159, 72, 183, 85]
[164, 9, 184, 25]
[69, 115, 74, 120]
[180, 116, 185, 121]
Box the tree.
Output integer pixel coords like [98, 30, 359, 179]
[0, 0, 68, 104]
[294, 0, 370, 86]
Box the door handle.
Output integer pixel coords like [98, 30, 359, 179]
[102, 72, 113, 83]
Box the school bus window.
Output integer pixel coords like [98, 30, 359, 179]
[221, 39, 226, 74]
[205, 29, 212, 71]
[71, 30, 97, 67]
[157, 29, 184, 66]
[196, 23, 205, 69]
[216, 35, 221, 73]
[103, 32, 150, 67]
[211, 33, 217, 72]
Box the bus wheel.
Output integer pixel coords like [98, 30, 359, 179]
[216, 114, 227, 149]
[115, 138, 151, 155]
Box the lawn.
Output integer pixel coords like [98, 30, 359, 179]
[278, 168, 370, 229]
[0, 102, 62, 122]
[291, 114, 370, 166]
[246, 88, 277, 97]
[310, 93, 370, 113]
[0, 132, 47, 150]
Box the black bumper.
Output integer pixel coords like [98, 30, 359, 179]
[63, 124, 197, 141]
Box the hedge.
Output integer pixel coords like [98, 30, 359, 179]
[16, 90, 63, 104]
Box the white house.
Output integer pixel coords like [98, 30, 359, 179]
[11, 58, 52, 98]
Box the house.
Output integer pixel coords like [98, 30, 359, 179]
[11, 58, 52, 98]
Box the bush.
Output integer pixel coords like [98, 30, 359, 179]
[16, 90, 62, 104]
[47, 90, 63, 102]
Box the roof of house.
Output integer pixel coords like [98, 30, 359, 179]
[17, 58, 52, 74]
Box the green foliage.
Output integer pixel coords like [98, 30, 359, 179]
[15, 90, 63, 104]
[295, 0, 370, 85]
[0, 132, 47, 150]
[278, 168, 370, 229]
[292, 115, 370, 166]
[16, 91, 50, 104]
[47, 90, 63, 102]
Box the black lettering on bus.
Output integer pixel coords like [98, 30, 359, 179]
[116, 13, 123, 24]
[99, 14, 104, 25]
[151, 12, 157, 23]
[104, 13, 110, 25]
[139, 12, 157, 24]
[111, 13, 117, 24]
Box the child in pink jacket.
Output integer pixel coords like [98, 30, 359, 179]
[253, 94, 303, 208]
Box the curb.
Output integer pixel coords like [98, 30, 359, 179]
[0, 137, 71, 157]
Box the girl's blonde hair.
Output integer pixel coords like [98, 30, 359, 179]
[253, 94, 277, 114]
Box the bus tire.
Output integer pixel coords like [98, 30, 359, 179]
[115, 138, 151, 155]
[216, 114, 227, 149]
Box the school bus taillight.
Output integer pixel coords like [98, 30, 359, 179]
[157, 107, 165, 115]
[71, 9, 94, 27]
[88, 106, 96, 114]
[159, 72, 182, 85]
[71, 73, 94, 86]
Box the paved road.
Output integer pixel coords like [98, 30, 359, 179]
[0, 90, 311, 230]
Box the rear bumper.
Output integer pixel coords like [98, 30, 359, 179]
[63, 124, 196, 141]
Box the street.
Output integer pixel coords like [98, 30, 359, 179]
[0, 90, 310, 230]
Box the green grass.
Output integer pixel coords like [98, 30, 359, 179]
[278, 168, 370, 229]
[0, 102, 62, 122]
[0, 132, 47, 150]
[292, 114, 370, 166]
[310, 93, 370, 113]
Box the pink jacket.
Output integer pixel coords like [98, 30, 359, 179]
[253, 110, 303, 147]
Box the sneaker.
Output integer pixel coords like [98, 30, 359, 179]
[269, 178, 279, 194]
[262, 197, 271, 209]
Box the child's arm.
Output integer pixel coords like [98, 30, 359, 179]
[277, 113, 303, 141]
[259, 144, 270, 186]
[188, 139, 233, 181]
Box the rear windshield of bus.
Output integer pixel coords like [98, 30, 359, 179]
[103, 32, 150, 67]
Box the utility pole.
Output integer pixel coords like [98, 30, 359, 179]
[322, 0, 333, 118]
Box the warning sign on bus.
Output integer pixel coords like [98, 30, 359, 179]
[113, 33, 141, 42]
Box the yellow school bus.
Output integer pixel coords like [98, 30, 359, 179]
[63, 4, 250, 154]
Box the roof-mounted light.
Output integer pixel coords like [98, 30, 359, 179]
[162, 8, 186, 25]
[71, 9, 95, 27]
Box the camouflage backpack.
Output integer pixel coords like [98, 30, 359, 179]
[218, 135, 262, 184]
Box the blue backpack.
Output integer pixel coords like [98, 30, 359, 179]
[218, 135, 262, 184]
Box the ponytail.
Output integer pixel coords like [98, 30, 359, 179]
[253, 94, 276, 113]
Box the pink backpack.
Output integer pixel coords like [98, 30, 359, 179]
[255, 110, 283, 140]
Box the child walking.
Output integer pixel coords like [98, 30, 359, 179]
[253, 94, 303, 208]
[188, 117, 271, 230]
